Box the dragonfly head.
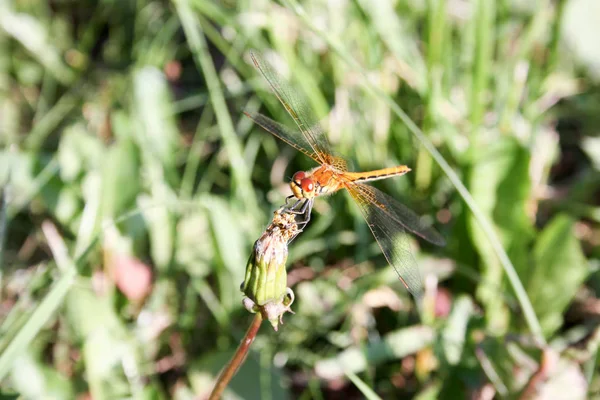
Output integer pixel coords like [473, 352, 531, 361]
[291, 171, 316, 199]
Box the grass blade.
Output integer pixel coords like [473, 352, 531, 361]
[344, 370, 383, 400]
[174, 0, 258, 215]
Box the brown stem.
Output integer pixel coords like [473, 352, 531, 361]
[208, 314, 263, 399]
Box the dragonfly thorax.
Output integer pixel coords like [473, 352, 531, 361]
[290, 167, 340, 199]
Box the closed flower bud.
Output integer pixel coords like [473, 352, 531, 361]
[241, 208, 300, 330]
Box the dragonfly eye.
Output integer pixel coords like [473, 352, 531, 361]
[300, 178, 314, 193]
[292, 171, 306, 184]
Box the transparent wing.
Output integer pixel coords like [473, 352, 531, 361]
[250, 51, 334, 165]
[349, 183, 446, 246]
[244, 112, 322, 164]
[346, 183, 446, 297]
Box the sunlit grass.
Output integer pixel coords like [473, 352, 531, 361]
[1, 0, 599, 398]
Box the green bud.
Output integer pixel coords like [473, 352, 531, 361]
[241, 208, 300, 330]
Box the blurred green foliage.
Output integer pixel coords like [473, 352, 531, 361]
[0, 0, 599, 398]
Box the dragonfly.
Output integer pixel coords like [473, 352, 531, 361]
[245, 51, 446, 297]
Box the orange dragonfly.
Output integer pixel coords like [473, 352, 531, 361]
[245, 51, 445, 297]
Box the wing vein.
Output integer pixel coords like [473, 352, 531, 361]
[250, 51, 333, 165]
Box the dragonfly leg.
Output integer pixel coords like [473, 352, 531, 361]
[284, 195, 298, 209]
[284, 196, 307, 215]
[294, 199, 313, 228]
[283, 199, 314, 244]
[281, 197, 314, 241]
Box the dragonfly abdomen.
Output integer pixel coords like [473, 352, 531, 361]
[345, 166, 411, 183]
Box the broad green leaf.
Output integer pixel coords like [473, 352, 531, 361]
[494, 140, 535, 281]
[468, 136, 534, 332]
[527, 215, 588, 337]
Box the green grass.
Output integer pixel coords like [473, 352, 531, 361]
[1, 0, 600, 398]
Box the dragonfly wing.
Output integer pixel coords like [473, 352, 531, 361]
[250, 51, 334, 165]
[348, 183, 446, 246]
[244, 112, 322, 164]
[346, 183, 446, 297]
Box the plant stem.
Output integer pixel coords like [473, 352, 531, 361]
[209, 314, 263, 399]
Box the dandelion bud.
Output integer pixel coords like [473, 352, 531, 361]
[241, 208, 300, 330]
